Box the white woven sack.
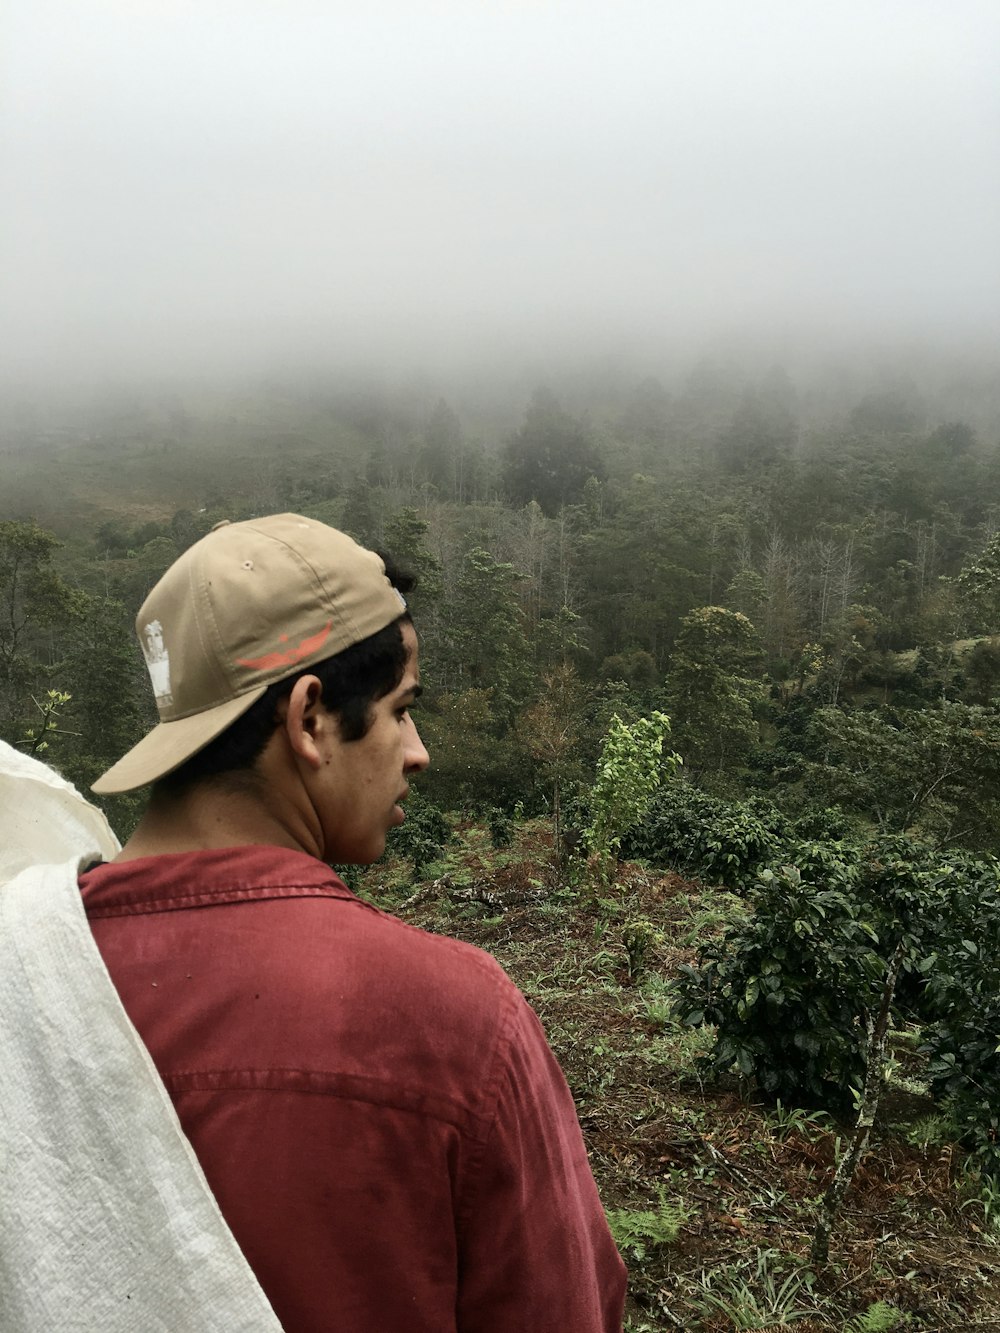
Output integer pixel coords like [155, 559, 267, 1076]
[0, 739, 119, 880]
[0, 741, 283, 1331]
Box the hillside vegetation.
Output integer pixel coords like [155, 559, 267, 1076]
[5, 359, 1000, 1327]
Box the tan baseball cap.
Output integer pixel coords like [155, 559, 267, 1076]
[92, 514, 407, 794]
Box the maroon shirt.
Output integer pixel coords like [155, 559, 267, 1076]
[80, 846, 626, 1332]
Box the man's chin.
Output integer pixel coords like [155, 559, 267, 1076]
[329, 838, 386, 869]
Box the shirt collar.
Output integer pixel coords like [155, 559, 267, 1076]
[79, 844, 357, 916]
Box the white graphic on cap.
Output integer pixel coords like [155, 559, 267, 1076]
[142, 619, 173, 705]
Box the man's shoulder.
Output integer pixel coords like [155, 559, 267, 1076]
[83, 844, 528, 1069]
[373, 898, 513, 979]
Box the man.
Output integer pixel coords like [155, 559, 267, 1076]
[82, 514, 626, 1332]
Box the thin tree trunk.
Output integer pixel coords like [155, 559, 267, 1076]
[811, 939, 907, 1266]
[553, 779, 561, 866]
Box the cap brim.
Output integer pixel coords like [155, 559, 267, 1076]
[91, 686, 269, 794]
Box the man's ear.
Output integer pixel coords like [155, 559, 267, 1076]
[281, 675, 330, 770]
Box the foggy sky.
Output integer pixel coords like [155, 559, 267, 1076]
[2, 0, 998, 383]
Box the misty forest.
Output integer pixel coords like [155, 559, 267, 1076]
[6, 0, 1000, 1323]
[5, 351, 1000, 1328]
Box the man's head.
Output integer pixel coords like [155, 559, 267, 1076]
[93, 514, 428, 862]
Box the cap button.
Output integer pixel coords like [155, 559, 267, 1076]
[211, 519, 232, 531]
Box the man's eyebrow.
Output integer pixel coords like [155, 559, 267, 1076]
[401, 684, 423, 701]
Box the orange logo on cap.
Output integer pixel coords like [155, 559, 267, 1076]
[237, 621, 333, 671]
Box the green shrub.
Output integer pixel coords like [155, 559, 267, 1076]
[858, 841, 1000, 1027]
[623, 784, 781, 893]
[621, 919, 660, 983]
[788, 804, 858, 842]
[784, 837, 862, 889]
[923, 904, 1000, 1180]
[585, 711, 679, 886]
[484, 805, 514, 848]
[673, 860, 883, 1109]
[388, 791, 451, 872]
[672, 826, 1000, 1153]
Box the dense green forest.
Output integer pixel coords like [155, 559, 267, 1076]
[5, 359, 1000, 842]
[5, 354, 1000, 1328]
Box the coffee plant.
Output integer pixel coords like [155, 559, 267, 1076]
[917, 856, 1000, 1179]
[388, 791, 452, 872]
[484, 805, 514, 848]
[673, 858, 884, 1108]
[623, 785, 780, 893]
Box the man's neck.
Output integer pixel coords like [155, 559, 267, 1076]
[115, 779, 322, 863]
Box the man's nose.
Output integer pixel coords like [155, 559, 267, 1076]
[404, 717, 430, 773]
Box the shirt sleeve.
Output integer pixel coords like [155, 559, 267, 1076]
[455, 992, 627, 1333]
